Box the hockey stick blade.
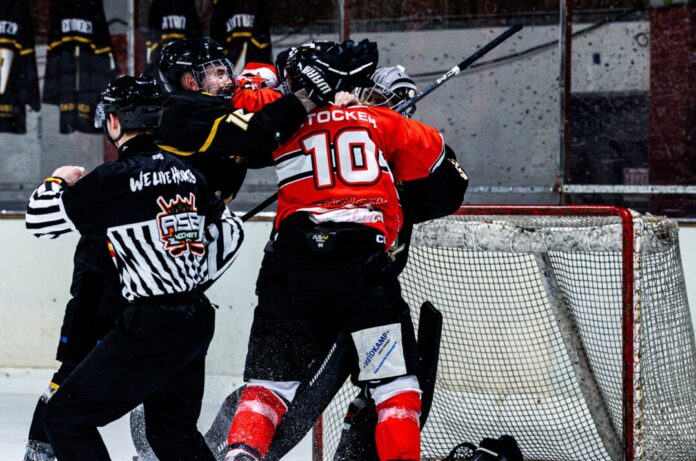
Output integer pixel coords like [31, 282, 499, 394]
[393, 23, 523, 115]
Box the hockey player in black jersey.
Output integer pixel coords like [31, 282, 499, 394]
[155, 38, 378, 201]
[25, 74, 244, 461]
[154, 37, 289, 202]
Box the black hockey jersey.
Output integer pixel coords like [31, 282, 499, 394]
[155, 90, 307, 201]
[145, 0, 202, 79]
[210, 0, 273, 70]
[43, 0, 119, 134]
[0, 0, 40, 134]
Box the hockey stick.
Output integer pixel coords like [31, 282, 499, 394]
[241, 192, 280, 222]
[392, 23, 523, 115]
[240, 23, 523, 221]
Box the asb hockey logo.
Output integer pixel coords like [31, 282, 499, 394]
[156, 194, 204, 257]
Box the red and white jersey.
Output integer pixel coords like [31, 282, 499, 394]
[273, 105, 445, 247]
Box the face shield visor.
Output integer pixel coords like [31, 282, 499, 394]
[192, 59, 236, 97]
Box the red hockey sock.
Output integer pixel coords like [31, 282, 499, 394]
[227, 385, 288, 458]
[375, 390, 422, 461]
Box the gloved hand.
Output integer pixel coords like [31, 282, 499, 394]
[471, 435, 523, 461]
[289, 39, 379, 105]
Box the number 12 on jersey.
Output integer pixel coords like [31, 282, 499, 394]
[301, 129, 384, 189]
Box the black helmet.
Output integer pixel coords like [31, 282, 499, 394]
[94, 74, 163, 131]
[278, 40, 336, 92]
[158, 38, 235, 95]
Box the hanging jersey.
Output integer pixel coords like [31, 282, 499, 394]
[210, 0, 273, 71]
[0, 0, 40, 133]
[43, 0, 119, 134]
[145, 0, 201, 80]
[25, 137, 243, 301]
[273, 105, 445, 247]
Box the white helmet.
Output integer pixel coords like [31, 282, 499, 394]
[357, 65, 417, 117]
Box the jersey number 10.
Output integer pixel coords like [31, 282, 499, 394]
[301, 129, 383, 189]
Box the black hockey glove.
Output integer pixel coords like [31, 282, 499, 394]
[313, 39, 379, 91]
[471, 435, 523, 461]
[297, 60, 338, 106]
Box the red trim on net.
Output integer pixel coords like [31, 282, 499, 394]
[312, 415, 324, 461]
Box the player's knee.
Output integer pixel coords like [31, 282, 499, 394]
[374, 389, 422, 461]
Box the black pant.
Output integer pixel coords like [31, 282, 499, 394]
[43, 294, 216, 461]
[245, 232, 421, 385]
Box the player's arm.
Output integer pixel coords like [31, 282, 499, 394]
[398, 144, 469, 223]
[25, 166, 105, 239]
[385, 113, 468, 223]
[203, 92, 309, 157]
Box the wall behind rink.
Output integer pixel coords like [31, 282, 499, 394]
[2, 20, 651, 211]
[0, 217, 694, 374]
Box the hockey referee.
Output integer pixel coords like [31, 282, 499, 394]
[25, 74, 243, 461]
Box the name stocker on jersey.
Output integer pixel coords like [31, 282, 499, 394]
[273, 105, 445, 247]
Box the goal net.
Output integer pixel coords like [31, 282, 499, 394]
[314, 205, 696, 461]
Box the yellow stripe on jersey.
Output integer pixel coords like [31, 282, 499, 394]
[161, 33, 185, 41]
[251, 38, 270, 49]
[158, 144, 196, 157]
[199, 115, 227, 153]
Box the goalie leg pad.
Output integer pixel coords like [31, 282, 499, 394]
[227, 385, 288, 458]
[375, 390, 421, 461]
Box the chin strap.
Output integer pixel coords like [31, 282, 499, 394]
[104, 122, 125, 147]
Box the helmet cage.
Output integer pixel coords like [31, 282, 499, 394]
[357, 81, 417, 116]
[191, 58, 236, 96]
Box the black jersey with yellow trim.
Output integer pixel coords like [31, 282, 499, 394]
[155, 90, 307, 201]
[144, 0, 202, 80]
[210, 0, 273, 68]
[0, 0, 40, 133]
[43, 0, 119, 134]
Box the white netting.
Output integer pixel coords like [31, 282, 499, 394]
[318, 208, 696, 461]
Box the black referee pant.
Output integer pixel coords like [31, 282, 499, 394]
[43, 291, 216, 461]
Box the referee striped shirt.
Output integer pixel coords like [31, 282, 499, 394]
[26, 139, 244, 301]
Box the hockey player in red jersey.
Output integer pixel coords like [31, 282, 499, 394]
[225, 43, 464, 461]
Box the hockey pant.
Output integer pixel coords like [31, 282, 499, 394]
[43, 297, 216, 461]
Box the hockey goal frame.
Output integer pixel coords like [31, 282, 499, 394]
[311, 204, 639, 461]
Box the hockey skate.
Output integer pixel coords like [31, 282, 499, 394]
[23, 440, 55, 461]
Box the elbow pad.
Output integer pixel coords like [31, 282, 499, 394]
[398, 145, 468, 224]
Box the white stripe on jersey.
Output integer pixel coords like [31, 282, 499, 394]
[275, 149, 391, 188]
[429, 134, 446, 173]
[26, 180, 244, 301]
[25, 182, 77, 238]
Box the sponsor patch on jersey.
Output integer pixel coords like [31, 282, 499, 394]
[156, 193, 204, 257]
[352, 323, 406, 381]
